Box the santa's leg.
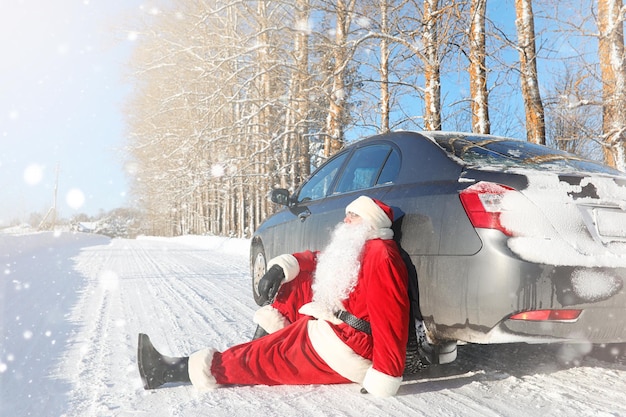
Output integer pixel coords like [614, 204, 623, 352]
[137, 333, 191, 389]
[253, 271, 314, 338]
[190, 318, 350, 390]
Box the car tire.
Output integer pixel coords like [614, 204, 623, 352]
[251, 242, 267, 306]
[404, 321, 429, 374]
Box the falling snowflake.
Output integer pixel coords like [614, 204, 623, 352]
[211, 164, 225, 178]
[66, 188, 85, 210]
[23, 164, 44, 186]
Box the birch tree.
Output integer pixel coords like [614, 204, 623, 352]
[597, 0, 626, 170]
[515, 0, 546, 144]
[323, 0, 357, 157]
[545, 64, 602, 156]
[379, 0, 392, 132]
[284, 0, 313, 187]
[469, 0, 490, 133]
[338, 0, 425, 135]
[423, 0, 442, 131]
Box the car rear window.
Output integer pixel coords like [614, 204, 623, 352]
[434, 135, 622, 175]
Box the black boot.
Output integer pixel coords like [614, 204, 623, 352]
[252, 324, 268, 340]
[137, 333, 191, 389]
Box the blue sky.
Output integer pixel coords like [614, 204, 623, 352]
[0, 1, 145, 226]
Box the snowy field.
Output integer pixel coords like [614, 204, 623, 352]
[2, 230, 626, 417]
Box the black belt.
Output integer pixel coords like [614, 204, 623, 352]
[335, 310, 371, 335]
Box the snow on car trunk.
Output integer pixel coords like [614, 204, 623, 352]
[500, 171, 626, 268]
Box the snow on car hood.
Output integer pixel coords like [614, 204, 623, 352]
[498, 171, 626, 268]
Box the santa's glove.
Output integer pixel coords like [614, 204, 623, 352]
[258, 264, 285, 305]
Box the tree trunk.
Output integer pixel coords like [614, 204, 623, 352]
[380, 0, 391, 133]
[469, 0, 490, 134]
[515, 0, 546, 144]
[324, 0, 355, 157]
[287, 0, 312, 188]
[423, 0, 442, 131]
[598, 0, 626, 170]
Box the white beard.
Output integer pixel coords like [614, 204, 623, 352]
[312, 221, 371, 311]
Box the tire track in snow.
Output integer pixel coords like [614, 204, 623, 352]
[60, 239, 196, 415]
[60, 237, 259, 416]
[61, 243, 140, 416]
[116, 240, 256, 352]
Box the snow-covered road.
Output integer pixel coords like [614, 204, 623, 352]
[2, 231, 626, 416]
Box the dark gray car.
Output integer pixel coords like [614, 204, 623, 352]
[250, 131, 626, 358]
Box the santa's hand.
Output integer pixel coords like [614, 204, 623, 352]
[258, 265, 285, 305]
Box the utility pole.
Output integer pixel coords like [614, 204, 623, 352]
[38, 163, 59, 230]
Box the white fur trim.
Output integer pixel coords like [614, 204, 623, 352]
[298, 302, 342, 325]
[188, 348, 219, 391]
[306, 319, 371, 383]
[267, 254, 300, 282]
[368, 227, 394, 240]
[253, 305, 290, 333]
[362, 366, 402, 397]
[346, 196, 392, 229]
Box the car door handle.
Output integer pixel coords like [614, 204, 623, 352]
[298, 209, 311, 222]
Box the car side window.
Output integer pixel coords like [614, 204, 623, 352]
[377, 147, 400, 185]
[334, 144, 399, 194]
[297, 152, 349, 202]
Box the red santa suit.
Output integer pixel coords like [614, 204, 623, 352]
[188, 196, 410, 397]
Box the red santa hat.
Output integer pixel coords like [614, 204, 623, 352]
[345, 196, 393, 229]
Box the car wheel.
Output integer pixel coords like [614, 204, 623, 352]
[251, 242, 267, 306]
[404, 319, 428, 374]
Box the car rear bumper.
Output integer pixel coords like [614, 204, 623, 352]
[496, 303, 626, 344]
[415, 229, 626, 345]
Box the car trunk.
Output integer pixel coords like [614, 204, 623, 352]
[498, 171, 626, 268]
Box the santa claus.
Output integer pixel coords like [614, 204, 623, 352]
[138, 196, 410, 397]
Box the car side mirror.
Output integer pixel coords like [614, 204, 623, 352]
[270, 188, 291, 206]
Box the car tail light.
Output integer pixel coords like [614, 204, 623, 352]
[509, 309, 582, 322]
[459, 181, 515, 236]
